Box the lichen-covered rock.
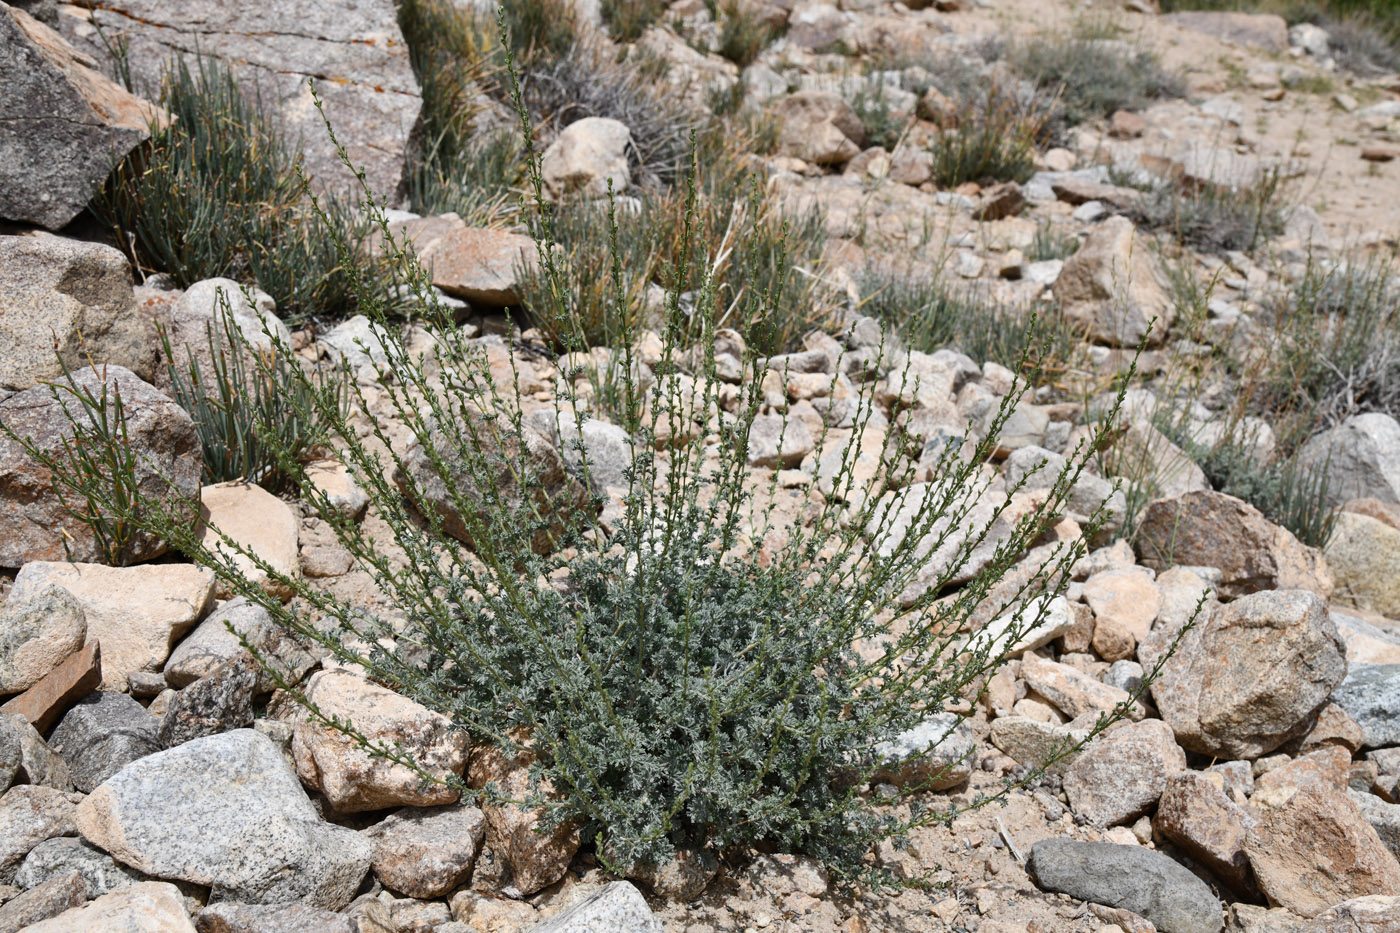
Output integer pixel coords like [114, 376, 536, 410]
[157, 652, 258, 748]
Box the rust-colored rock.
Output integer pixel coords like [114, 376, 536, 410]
[0, 641, 100, 734]
[1155, 770, 1259, 895]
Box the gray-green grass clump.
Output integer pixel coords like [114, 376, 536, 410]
[31, 16, 1171, 890]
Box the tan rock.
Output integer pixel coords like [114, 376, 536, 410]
[1020, 653, 1145, 721]
[19, 881, 194, 933]
[772, 91, 865, 165]
[1312, 896, 1400, 932]
[9, 562, 214, 690]
[304, 458, 369, 520]
[0, 642, 101, 734]
[0, 869, 87, 931]
[0, 785, 77, 882]
[1136, 491, 1333, 599]
[197, 482, 300, 601]
[0, 587, 85, 693]
[1063, 718, 1186, 826]
[1055, 216, 1174, 347]
[987, 716, 1091, 774]
[421, 228, 543, 306]
[1084, 568, 1162, 662]
[1155, 770, 1259, 894]
[1324, 512, 1400, 618]
[1245, 782, 1400, 918]
[468, 744, 580, 897]
[541, 117, 632, 199]
[1252, 746, 1352, 809]
[291, 671, 467, 813]
[1287, 701, 1365, 756]
[1150, 589, 1347, 759]
[364, 803, 486, 899]
[449, 890, 540, 931]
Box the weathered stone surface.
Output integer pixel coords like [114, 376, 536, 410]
[1055, 217, 1174, 347]
[1245, 782, 1400, 918]
[362, 803, 486, 898]
[421, 228, 544, 306]
[1021, 654, 1145, 721]
[988, 716, 1090, 774]
[0, 366, 201, 568]
[5, 714, 72, 790]
[542, 117, 633, 199]
[62, 0, 420, 201]
[304, 459, 369, 521]
[197, 482, 301, 602]
[76, 729, 371, 909]
[556, 417, 636, 492]
[1028, 838, 1222, 933]
[1298, 413, 1400, 506]
[195, 902, 353, 933]
[0, 586, 85, 694]
[17, 837, 143, 898]
[1064, 719, 1186, 826]
[164, 598, 316, 693]
[531, 882, 662, 933]
[1252, 745, 1351, 808]
[0, 9, 161, 229]
[0, 785, 77, 883]
[627, 848, 719, 902]
[772, 91, 866, 165]
[1165, 11, 1291, 52]
[1151, 589, 1346, 759]
[747, 414, 815, 468]
[1084, 568, 1162, 662]
[291, 670, 467, 813]
[0, 641, 101, 734]
[0, 716, 18, 792]
[1323, 512, 1400, 618]
[1332, 664, 1400, 749]
[1154, 770, 1257, 894]
[11, 562, 215, 691]
[468, 744, 580, 897]
[49, 692, 160, 793]
[1310, 896, 1400, 932]
[394, 409, 591, 555]
[159, 279, 290, 394]
[1351, 790, 1400, 864]
[872, 712, 976, 791]
[20, 881, 195, 933]
[1136, 491, 1333, 599]
[158, 652, 258, 748]
[0, 868, 87, 932]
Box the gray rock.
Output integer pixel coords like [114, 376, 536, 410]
[528, 881, 662, 933]
[872, 713, 976, 791]
[0, 716, 19, 793]
[158, 653, 258, 748]
[1350, 789, 1400, 863]
[541, 117, 632, 199]
[1063, 719, 1186, 827]
[0, 8, 161, 229]
[0, 785, 78, 883]
[159, 279, 290, 394]
[163, 597, 317, 692]
[194, 901, 353, 933]
[0, 586, 86, 694]
[61, 0, 421, 201]
[74, 729, 370, 909]
[1028, 838, 1222, 933]
[1333, 664, 1400, 749]
[0, 869, 87, 932]
[0, 365, 202, 568]
[16, 837, 144, 898]
[319, 315, 394, 372]
[4, 715, 72, 790]
[556, 417, 636, 492]
[49, 692, 161, 793]
[1298, 413, 1400, 507]
[1104, 660, 1144, 694]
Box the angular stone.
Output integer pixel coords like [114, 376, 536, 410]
[194, 902, 353, 933]
[468, 744, 580, 897]
[1021, 654, 1145, 721]
[0, 9, 162, 229]
[747, 414, 815, 468]
[1055, 217, 1174, 347]
[164, 598, 316, 693]
[531, 882, 662, 933]
[542, 117, 632, 199]
[76, 729, 371, 909]
[772, 91, 865, 165]
[304, 459, 369, 521]
[972, 182, 1025, 222]
[1298, 413, 1400, 506]
[872, 712, 976, 791]
[1332, 664, 1400, 749]
[363, 803, 486, 898]
[1136, 491, 1333, 599]
[20, 881, 195, 933]
[1323, 512, 1400, 618]
[0, 586, 85, 694]
[291, 671, 467, 813]
[1311, 896, 1400, 931]
[965, 595, 1076, 661]
[0, 716, 17, 793]
[197, 482, 300, 602]
[1245, 782, 1400, 918]
[0, 365, 201, 569]
[49, 692, 160, 793]
[1063, 719, 1186, 826]
[1084, 568, 1162, 662]
[0, 869, 87, 932]
[158, 652, 258, 748]
[422, 228, 544, 306]
[626, 848, 719, 901]
[0, 785, 77, 883]
[159, 279, 289, 395]
[11, 562, 215, 691]
[556, 417, 636, 493]
[1154, 770, 1258, 895]
[1027, 839, 1222, 933]
[988, 716, 1090, 774]
[1252, 745, 1351, 808]
[0, 641, 101, 734]
[5, 714, 72, 790]
[1350, 790, 1400, 864]
[17, 837, 143, 898]
[1151, 589, 1347, 759]
[62, 0, 421, 201]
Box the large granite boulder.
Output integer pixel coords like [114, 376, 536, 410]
[1298, 413, 1400, 507]
[60, 0, 421, 200]
[0, 365, 202, 569]
[0, 7, 163, 229]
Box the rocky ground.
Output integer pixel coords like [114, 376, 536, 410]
[3, 0, 1400, 932]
